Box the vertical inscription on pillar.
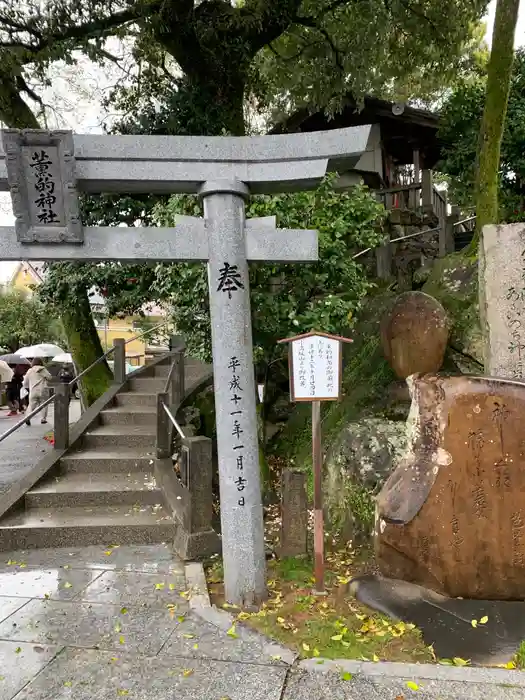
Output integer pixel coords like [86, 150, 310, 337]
[228, 355, 247, 507]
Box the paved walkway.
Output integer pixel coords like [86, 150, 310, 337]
[0, 544, 523, 699]
[0, 401, 81, 499]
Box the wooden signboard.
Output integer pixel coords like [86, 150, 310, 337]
[278, 331, 353, 592]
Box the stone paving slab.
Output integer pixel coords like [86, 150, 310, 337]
[0, 640, 60, 700]
[0, 566, 102, 600]
[11, 647, 288, 700]
[283, 669, 525, 699]
[73, 569, 188, 608]
[0, 544, 183, 574]
[0, 598, 179, 655]
[161, 611, 290, 666]
[0, 597, 30, 624]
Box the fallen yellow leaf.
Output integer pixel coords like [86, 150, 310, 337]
[182, 669, 193, 678]
[63, 681, 72, 687]
[302, 643, 310, 652]
[270, 655, 281, 661]
[193, 643, 199, 650]
[169, 583, 176, 591]
[226, 625, 238, 638]
[104, 550, 112, 556]
[119, 636, 125, 645]
[471, 619, 478, 628]
[480, 615, 489, 624]
[313, 648, 320, 657]
[331, 634, 343, 641]
[155, 583, 165, 590]
[63, 582, 73, 589]
[452, 657, 469, 667]
[406, 681, 419, 691]
[117, 690, 129, 696]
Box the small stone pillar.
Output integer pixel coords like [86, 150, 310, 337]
[280, 468, 308, 557]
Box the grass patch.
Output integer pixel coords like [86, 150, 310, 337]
[514, 641, 525, 669]
[206, 548, 433, 664]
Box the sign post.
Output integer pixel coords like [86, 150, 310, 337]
[278, 331, 353, 593]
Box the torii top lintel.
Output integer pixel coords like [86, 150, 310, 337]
[0, 125, 372, 196]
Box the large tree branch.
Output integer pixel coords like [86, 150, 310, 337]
[292, 16, 345, 73]
[0, 3, 159, 59]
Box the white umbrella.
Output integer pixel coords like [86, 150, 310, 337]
[18, 343, 65, 358]
[52, 352, 73, 364]
[0, 360, 13, 383]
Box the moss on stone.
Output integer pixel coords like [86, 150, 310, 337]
[423, 252, 483, 366]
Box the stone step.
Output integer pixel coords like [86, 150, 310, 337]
[129, 377, 167, 393]
[25, 472, 162, 508]
[82, 425, 156, 450]
[0, 504, 176, 551]
[60, 449, 155, 473]
[116, 392, 158, 409]
[100, 406, 157, 426]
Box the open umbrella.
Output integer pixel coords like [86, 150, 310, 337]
[18, 343, 65, 358]
[0, 361, 13, 382]
[0, 354, 30, 366]
[52, 352, 73, 364]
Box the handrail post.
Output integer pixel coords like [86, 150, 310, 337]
[156, 392, 171, 459]
[421, 169, 433, 215]
[184, 435, 214, 533]
[113, 338, 126, 384]
[53, 383, 70, 450]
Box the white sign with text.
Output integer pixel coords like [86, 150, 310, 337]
[290, 335, 341, 401]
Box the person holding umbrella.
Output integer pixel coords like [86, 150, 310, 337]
[23, 358, 52, 425]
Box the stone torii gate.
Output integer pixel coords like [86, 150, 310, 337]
[0, 126, 373, 606]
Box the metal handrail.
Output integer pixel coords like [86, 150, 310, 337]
[353, 215, 478, 260]
[0, 320, 172, 445]
[0, 395, 54, 444]
[68, 319, 170, 387]
[162, 401, 186, 439]
[163, 357, 178, 394]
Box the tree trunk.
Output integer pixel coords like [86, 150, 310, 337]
[476, 0, 520, 373]
[472, 0, 520, 246]
[61, 291, 112, 406]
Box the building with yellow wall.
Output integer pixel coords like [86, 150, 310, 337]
[8, 263, 165, 366]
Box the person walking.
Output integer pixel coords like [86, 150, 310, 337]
[6, 367, 23, 416]
[23, 358, 52, 426]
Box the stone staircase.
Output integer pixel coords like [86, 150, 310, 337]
[0, 353, 211, 550]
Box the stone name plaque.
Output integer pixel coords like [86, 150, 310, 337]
[1, 129, 82, 244]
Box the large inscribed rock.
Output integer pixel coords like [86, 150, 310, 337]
[481, 223, 525, 379]
[376, 373, 525, 600]
[380, 291, 449, 379]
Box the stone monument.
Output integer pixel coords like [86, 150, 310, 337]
[480, 223, 525, 379]
[0, 126, 375, 607]
[380, 291, 449, 379]
[376, 372, 525, 600]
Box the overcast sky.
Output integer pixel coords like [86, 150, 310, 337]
[0, 0, 523, 283]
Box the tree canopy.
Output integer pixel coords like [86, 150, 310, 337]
[439, 48, 525, 222]
[0, 290, 64, 352]
[0, 0, 489, 135]
[153, 176, 385, 370]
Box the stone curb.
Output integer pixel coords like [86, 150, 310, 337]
[186, 561, 296, 667]
[184, 561, 212, 610]
[299, 658, 525, 686]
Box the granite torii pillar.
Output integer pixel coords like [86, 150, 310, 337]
[0, 126, 374, 606]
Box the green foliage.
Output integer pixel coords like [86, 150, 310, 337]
[253, 0, 488, 119]
[153, 175, 385, 370]
[0, 290, 64, 353]
[439, 48, 525, 221]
